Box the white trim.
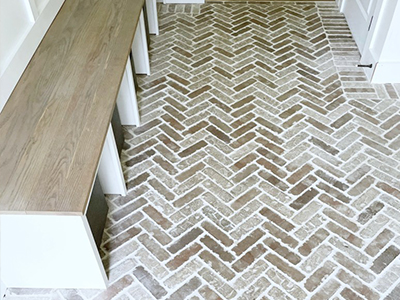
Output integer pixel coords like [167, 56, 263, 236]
[116, 57, 141, 126]
[146, 0, 159, 35]
[132, 10, 151, 75]
[28, 0, 40, 20]
[0, 0, 65, 113]
[1, 279, 6, 298]
[98, 125, 127, 196]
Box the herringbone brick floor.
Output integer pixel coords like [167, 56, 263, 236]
[6, 2, 400, 300]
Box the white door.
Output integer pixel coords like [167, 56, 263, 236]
[341, 0, 378, 52]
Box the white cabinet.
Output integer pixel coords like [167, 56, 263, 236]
[0, 0, 65, 112]
[341, 0, 377, 51]
[339, 0, 400, 83]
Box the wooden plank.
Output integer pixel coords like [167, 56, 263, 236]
[0, 0, 144, 214]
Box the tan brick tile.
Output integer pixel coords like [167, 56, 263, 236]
[93, 275, 134, 300]
[174, 171, 206, 195]
[290, 188, 319, 210]
[282, 112, 306, 129]
[103, 226, 142, 253]
[166, 277, 201, 300]
[168, 227, 203, 254]
[232, 244, 267, 273]
[305, 260, 337, 292]
[259, 170, 289, 191]
[375, 261, 400, 293]
[260, 207, 295, 232]
[142, 206, 172, 231]
[334, 252, 375, 282]
[235, 259, 269, 290]
[360, 214, 390, 239]
[365, 228, 395, 257]
[200, 250, 235, 280]
[202, 206, 234, 232]
[237, 277, 270, 300]
[316, 170, 349, 191]
[232, 228, 264, 256]
[371, 245, 400, 274]
[132, 266, 167, 299]
[231, 187, 261, 210]
[257, 147, 286, 167]
[107, 212, 143, 238]
[203, 180, 234, 203]
[201, 235, 234, 262]
[336, 269, 380, 300]
[298, 228, 329, 256]
[289, 175, 317, 198]
[264, 237, 301, 265]
[166, 243, 202, 271]
[175, 162, 205, 183]
[263, 222, 299, 248]
[201, 221, 233, 247]
[340, 287, 364, 300]
[255, 137, 284, 155]
[317, 181, 351, 203]
[310, 278, 341, 300]
[135, 247, 169, 280]
[137, 233, 170, 261]
[178, 141, 207, 157]
[287, 164, 313, 185]
[318, 194, 355, 218]
[323, 208, 359, 232]
[172, 186, 203, 208]
[266, 253, 305, 282]
[357, 201, 384, 225]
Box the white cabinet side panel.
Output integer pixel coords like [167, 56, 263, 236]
[0, 215, 107, 289]
[98, 126, 127, 196]
[132, 10, 151, 75]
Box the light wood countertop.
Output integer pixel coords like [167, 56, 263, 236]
[0, 0, 144, 214]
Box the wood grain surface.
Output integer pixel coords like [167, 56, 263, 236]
[0, 0, 144, 214]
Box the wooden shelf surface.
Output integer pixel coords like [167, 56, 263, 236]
[0, 0, 144, 214]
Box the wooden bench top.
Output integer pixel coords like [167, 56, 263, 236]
[0, 0, 144, 215]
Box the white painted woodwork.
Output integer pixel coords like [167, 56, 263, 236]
[98, 126, 127, 196]
[0, 215, 107, 289]
[28, 0, 39, 20]
[146, 0, 159, 35]
[341, 0, 400, 83]
[117, 57, 141, 126]
[33, 0, 50, 14]
[361, 0, 400, 82]
[132, 10, 151, 75]
[1, 280, 6, 298]
[0, 0, 65, 112]
[0, 0, 34, 75]
[342, 0, 377, 51]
